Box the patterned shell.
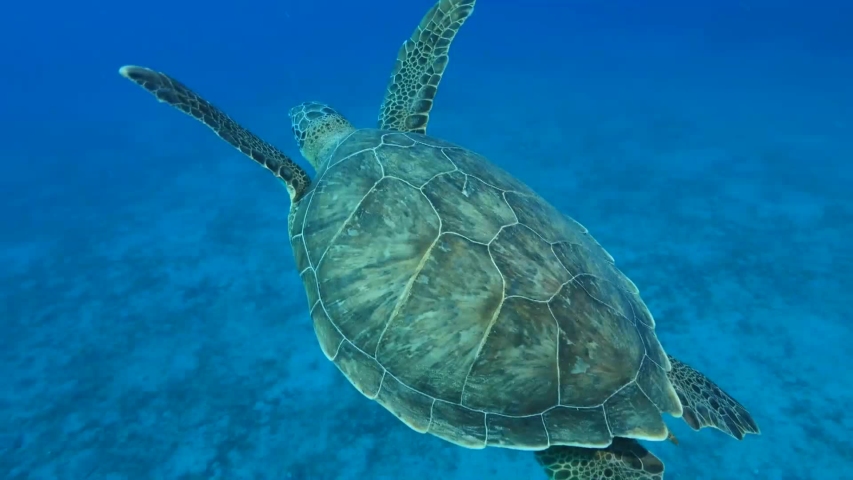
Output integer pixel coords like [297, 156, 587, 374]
[288, 129, 682, 450]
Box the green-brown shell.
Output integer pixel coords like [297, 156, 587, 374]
[289, 129, 682, 449]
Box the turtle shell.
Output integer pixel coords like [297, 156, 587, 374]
[289, 129, 683, 449]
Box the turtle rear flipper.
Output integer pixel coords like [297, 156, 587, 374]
[378, 0, 476, 134]
[535, 438, 665, 480]
[667, 355, 760, 440]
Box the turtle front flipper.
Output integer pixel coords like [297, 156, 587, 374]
[535, 438, 665, 480]
[377, 0, 476, 134]
[118, 66, 311, 203]
[667, 355, 760, 440]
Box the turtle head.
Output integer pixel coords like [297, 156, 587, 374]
[289, 101, 355, 169]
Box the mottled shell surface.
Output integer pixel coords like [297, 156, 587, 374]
[289, 129, 682, 450]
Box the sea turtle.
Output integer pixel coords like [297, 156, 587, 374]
[118, 0, 759, 478]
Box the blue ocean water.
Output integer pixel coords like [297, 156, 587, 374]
[1, 0, 851, 478]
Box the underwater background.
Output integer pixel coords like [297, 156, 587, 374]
[1, 0, 851, 478]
